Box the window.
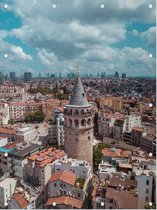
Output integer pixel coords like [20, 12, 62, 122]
[54, 183, 57, 187]
[78, 193, 81, 198]
[146, 197, 148, 201]
[146, 189, 149, 193]
[146, 180, 149, 185]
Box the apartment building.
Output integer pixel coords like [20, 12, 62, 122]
[0, 103, 10, 125]
[141, 136, 156, 156]
[105, 176, 138, 209]
[98, 113, 115, 138]
[53, 158, 91, 179]
[125, 114, 141, 132]
[48, 109, 64, 146]
[9, 101, 42, 121]
[0, 177, 17, 208]
[0, 136, 8, 147]
[134, 170, 155, 209]
[16, 127, 37, 144]
[27, 147, 67, 186]
[0, 127, 16, 141]
[8, 144, 43, 179]
[131, 127, 147, 146]
[8, 191, 36, 209]
[9, 102, 25, 121]
[113, 118, 126, 141]
[46, 170, 86, 208]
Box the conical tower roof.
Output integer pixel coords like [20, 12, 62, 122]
[68, 68, 90, 107]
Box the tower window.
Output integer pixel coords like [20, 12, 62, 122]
[82, 93, 85, 97]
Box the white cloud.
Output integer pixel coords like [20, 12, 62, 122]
[0, 0, 155, 76]
[141, 27, 156, 47]
[10, 46, 32, 61]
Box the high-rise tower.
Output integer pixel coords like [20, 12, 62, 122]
[64, 66, 94, 167]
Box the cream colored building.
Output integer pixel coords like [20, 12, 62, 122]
[0, 103, 10, 125]
[0, 177, 17, 208]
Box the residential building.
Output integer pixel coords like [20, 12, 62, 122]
[131, 127, 147, 146]
[46, 196, 83, 209]
[0, 127, 16, 141]
[113, 118, 126, 141]
[27, 147, 66, 186]
[0, 136, 8, 147]
[0, 177, 17, 208]
[16, 127, 37, 144]
[125, 114, 141, 132]
[141, 136, 156, 156]
[134, 170, 155, 209]
[98, 113, 115, 138]
[53, 158, 92, 179]
[47, 170, 87, 208]
[105, 176, 138, 209]
[48, 109, 64, 146]
[8, 144, 43, 179]
[0, 103, 10, 125]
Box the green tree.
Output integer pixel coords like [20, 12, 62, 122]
[93, 146, 102, 168]
[24, 111, 45, 123]
[8, 119, 16, 125]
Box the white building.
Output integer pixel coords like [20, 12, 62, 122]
[134, 169, 155, 208]
[0, 103, 10, 125]
[48, 170, 88, 201]
[53, 158, 92, 179]
[9, 102, 25, 120]
[0, 136, 8, 147]
[8, 144, 43, 179]
[48, 109, 64, 146]
[125, 114, 141, 132]
[0, 177, 17, 208]
[16, 127, 37, 143]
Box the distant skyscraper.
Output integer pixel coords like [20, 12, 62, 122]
[0, 72, 5, 84]
[122, 73, 126, 78]
[64, 67, 94, 168]
[114, 71, 119, 78]
[24, 72, 32, 82]
[10, 72, 16, 81]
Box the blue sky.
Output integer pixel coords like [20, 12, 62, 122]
[0, 0, 156, 77]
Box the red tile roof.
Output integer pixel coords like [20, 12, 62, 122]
[102, 148, 131, 158]
[0, 127, 16, 134]
[49, 170, 76, 186]
[11, 193, 29, 209]
[132, 127, 144, 132]
[46, 196, 83, 209]
[28, 147, 65, 168]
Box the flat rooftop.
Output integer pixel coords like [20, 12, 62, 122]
[0, 178, 17, 187]
[9, 144, 43, 158]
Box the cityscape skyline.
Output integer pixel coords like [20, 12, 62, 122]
[0, 0, 156, 77]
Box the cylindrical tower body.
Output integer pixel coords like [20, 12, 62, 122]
[64, 105, 94, 167]
[64, 71, 94, 168]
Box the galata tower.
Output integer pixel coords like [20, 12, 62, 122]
[64, 66, 94, 167]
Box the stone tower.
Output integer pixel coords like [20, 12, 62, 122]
[64, 67, 94, 167]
